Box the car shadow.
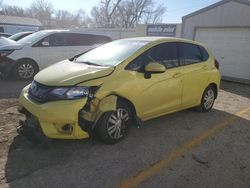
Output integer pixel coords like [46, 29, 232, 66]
[220, 80, 250, 99]
[4, 108, 250, 188]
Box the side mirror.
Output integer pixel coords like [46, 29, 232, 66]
[144, 62, 165, 79]
[41, 41, 50, 46]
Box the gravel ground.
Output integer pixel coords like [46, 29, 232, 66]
[0, 80, 249, 188]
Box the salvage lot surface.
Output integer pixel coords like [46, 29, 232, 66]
[0, 80, 249, 188]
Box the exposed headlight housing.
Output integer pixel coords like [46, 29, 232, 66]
[28, 81, 99, 102]
[49, 86, 90, 99]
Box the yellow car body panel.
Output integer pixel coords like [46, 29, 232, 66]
[19, 37, 221, 139]
[19, 85, 89, 139]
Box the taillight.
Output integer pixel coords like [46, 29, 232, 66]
[215, 59, 219, 70]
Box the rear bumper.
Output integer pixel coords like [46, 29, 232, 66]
[19, 85, 89, 139]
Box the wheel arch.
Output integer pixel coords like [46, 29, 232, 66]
[208, 82, 218, 99]
[115, 95, 143, 126]
[116, 96, 137, 116]
[95, 94, 141, 126]
[16, 58, 40, 71]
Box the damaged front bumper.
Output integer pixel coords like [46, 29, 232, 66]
[19, 85, 90, 139]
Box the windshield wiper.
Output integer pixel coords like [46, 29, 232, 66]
[76, 60, 102, 66]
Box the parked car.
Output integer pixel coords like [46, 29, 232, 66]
[18, 37, 221, 144]
[9, 31, 35, 41]
[0, 30, 112, 80]
[0, 32, 12, 38]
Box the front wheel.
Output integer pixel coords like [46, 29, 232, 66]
[13, 60, 38, 80]
[197, 86, 216, 112]
[95, 101, 132, 144]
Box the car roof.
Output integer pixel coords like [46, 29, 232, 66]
[39, 30, 111, 37]
[17, 31, 35, 34]
[121, 36, 203, 46]
[0, 32, 11, 36]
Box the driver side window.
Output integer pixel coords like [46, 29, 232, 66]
[126, 42, 179, 71]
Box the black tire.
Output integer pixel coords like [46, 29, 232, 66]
[197, 85, 216, 112]
[95, 100, 132, 144]
[13, 59, 39, 80]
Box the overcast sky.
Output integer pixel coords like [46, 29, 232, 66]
[3, 0, 221, 23]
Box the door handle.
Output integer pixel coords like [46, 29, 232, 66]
[173, 72, 181, 78]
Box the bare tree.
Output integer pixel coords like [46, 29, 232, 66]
[91, 0, 166, 28]
[91, 0, 122, 27]
[143, 4, 166, 24]
[55, 10, 73, 28]
[55, 9, 91, 29]
[28, 0, 54, 29]
[0, 5, 28, 17]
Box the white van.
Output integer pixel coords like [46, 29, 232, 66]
[0, 30, 112, 80]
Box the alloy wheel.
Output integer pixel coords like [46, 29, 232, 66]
[18, 63, 35, 79]
[107, 108, 129, 139]
[204, 89, 215, 109]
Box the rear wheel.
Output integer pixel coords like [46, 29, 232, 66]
[13, 59, 38, 80]
[197, 86, 216, 112]
[96, 101, 132, 144]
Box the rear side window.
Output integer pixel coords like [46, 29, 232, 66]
[126, 42, 179, 71]
[91, 35, 112, 44]
[48, 34, 66, 46]
[65, 33, 91, 46]
[179, 43, 203, 65]
[65, 33, 111, 46]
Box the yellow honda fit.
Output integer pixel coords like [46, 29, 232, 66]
[18, 37, 220, 144]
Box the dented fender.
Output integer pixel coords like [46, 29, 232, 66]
[81, 95, 118, 124]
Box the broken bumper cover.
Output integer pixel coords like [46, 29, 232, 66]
[19, 85, 89, 139]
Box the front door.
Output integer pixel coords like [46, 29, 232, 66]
[37, 33, 71, 69]
[125, 42, 183, 119]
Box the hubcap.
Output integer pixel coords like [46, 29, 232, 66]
[204, 89, 215, 109]
[18, 63, 35, 79]
[107, 108, 129, 139]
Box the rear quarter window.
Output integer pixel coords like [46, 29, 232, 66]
[199, 46, 209, 61]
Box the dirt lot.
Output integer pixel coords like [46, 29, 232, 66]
[0, 80, 249, 188]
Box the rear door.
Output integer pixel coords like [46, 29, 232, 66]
[65, 33, 93, 58]
[179, 42, 210, 107]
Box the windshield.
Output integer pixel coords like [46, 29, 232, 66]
[9, 32, 32, 41]
[9, 33, 25, 41]
[0, 36, 17, 45]
[75, 39, 149, 66]
[17, 31, 47, 44]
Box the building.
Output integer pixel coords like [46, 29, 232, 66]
[76, 24, 181, 40]
[136, 24, 182, 38]
[181, 0, 250, 83]
[0, 15, 42, 34]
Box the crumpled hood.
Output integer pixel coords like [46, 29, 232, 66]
[0, 37, 23, 50]
[34, 59, 114, 86]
